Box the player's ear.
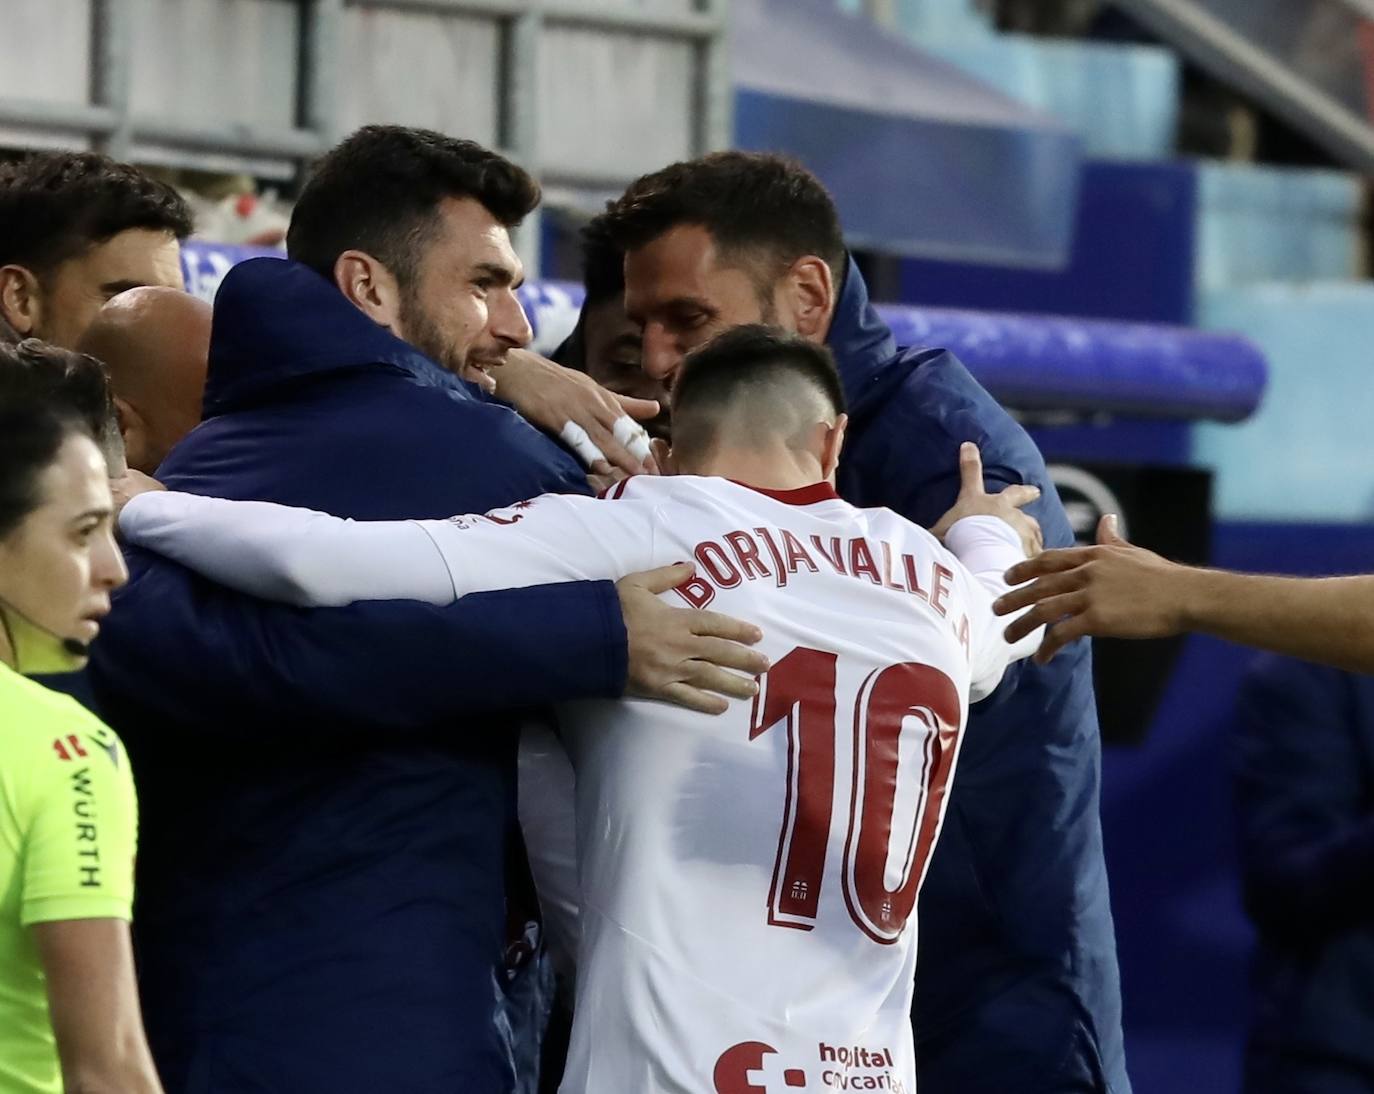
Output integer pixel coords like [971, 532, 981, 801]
[782, 256, 833, 342]
[821, 413, 848, 480]
[0, 264, 42, 337]
[653, 438, 679, 477]
[334, 250, 403, 334]
[113, 395, 150, 476]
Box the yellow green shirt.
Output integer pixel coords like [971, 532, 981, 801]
[0, 660, 137, 1094]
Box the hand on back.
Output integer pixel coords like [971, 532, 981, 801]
[616, 562, 770, 715]
[109, 469, 165, 524]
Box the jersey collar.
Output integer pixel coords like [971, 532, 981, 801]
[730, 481, 840, 506]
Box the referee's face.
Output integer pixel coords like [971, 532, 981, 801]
[0, 433, 127, 669]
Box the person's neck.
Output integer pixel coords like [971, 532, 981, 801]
[686, 445, 826, 492]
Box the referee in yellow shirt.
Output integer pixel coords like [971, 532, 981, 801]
[0, 340, 161, 1093]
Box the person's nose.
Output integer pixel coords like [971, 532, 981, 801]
[93, 527, 129, 593]
[491, 291, 533, 350]
[641, 324, 681, 386]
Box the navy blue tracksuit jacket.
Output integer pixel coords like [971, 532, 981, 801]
[831, 261, 1128, 1093]
[88, 259, 627, 1093]
[1234, 656, 1374, 1094]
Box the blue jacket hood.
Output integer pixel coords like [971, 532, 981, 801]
[825, 256, 901, 420]
[204, 257, 459, 417]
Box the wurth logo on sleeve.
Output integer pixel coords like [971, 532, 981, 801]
[69, 767, 102, 888]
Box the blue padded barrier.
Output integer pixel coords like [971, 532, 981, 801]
[873, 304, 1267, 423]
[181, 243, 1268, 426]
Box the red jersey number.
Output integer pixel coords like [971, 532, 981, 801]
[750, 646, 962, 943]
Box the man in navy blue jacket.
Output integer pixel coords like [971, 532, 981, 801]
[89, 128, 766, 1093]
[601, 153, 1128, 1093]
[1233, 655, 1374, 1094]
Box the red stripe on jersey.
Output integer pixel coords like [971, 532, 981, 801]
[597, 475, 637, 500]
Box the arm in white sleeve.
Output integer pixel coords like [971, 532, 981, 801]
[120, 491, 454, 606]
[120, 489, 657, 608]
[419, 492, 656, 596]
[943, 515, 1045, 700]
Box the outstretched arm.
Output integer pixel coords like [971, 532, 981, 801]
[101, 509, 765, 730]
[996, 515, 1374, 673]
[90, 550, 630, 732]
[120, 492, 455, 606]
[119, 490, 655, 607]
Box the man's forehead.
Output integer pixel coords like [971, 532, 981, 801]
[79, 229, 184, 288]
[432, 196, 523, 276]
[626, 224, 719, 285]
[624, 226, 766, 307]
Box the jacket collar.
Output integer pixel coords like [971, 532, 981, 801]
[203, 258, 462, 417]
[825, 255, 900, 420]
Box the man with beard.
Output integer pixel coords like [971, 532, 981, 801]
[598, 152, 1127, 1094]
[0, 151, 190, 351]
[88, 127, 767, 1094]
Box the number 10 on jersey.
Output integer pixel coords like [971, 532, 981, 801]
[750, 646, 962, 944]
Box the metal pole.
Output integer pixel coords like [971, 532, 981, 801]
[697, 0, 733, 154]
[90, 0, 134, 159]
[505, 4, 544, 274]
[1115, 0, 1374, 172]
[301, 0, 346, 157]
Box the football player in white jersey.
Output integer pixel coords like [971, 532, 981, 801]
[118, 326, 1045, 1094]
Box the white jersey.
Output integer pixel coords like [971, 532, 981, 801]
[121, 475, 1039, 1094]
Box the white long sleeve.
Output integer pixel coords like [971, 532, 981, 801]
[120, 491, 455, 606]
[942, 515, 1045, 700]
[120, 489, 657, 608]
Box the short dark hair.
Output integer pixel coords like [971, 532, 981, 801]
[601, 152, 846, 285]
[581, 212, 625, 307]
[0, 151, 192, 276]
[671, 325, 845, 460]
[552, 213, 627, 372]
[0, 340, 113, 538]
[287, 125, 541, 286]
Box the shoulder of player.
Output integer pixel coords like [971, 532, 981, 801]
[859, 502, 949, 556]
[596, 474, 709, 502]
[868, 349, 1041, 467]
[0, 677, 128, 788]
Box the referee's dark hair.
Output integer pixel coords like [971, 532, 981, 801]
[0, 340, 113, 538]
[670, 325, 845, 462]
